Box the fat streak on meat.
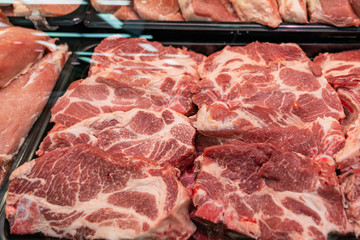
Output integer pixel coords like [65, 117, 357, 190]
[307, 0, 360, 27]
[192, 143, 353, 239]
[192, 42, 345, 158]
[39, 108, 196, 170]
[177, 0, 239, 22]
[0, 43, 69, 181]
[6, 144, 196, 240]
[277, 0, 308, 23]
[229, 0, 282, 28]
[51, 37, 204, 128]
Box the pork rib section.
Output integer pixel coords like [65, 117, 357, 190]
[230, 0, 282, 28]
[307, 0, 360, 27]
[39, 108, 196, 170]
[6, 144, 196, 240]
[277, 0, 308, 23]
[192, 42, 345, 158]
[0, 43, 69, 168]
[177, 0, 239, 22]
[192, 143, 352, 239]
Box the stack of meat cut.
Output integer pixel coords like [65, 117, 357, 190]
[5, 37, 203, 240]
[90, 0, 360, 28]
[6, 37, 360, 240]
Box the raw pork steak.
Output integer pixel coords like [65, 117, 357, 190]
[6, 144, 196, 240]
[177, 0, 239, 22]
[192, 143, 352, 239]
[307, 0, 360, 27]
[314, 49, 360, 170]
[230, 0, 282, 28]
[51, 72, 196, 128]
[39, 108, 196, 170]
[51, 37, 204, 127]
[193, 42, 345, 158]
[89, 37, 204, 94]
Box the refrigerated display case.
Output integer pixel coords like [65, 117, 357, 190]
[2, 1, 360, 239]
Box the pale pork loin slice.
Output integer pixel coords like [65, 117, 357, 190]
[0, 44, 69, 181]
[277, 0, 308, 23]
[307, 0, 360, 27]
[192, 143, 353, 239]
[177, 0, 239, 22]
[38, 108, 196, 170]
[192, 42, 345, 158]
[0, 27, 51, 88]
[6, 144, 196, 240]
[133, 0, 184, 21]
[229, 0, 282, 28]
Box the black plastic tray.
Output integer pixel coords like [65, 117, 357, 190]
[1, 40, 360, 240]
[4, 1, 89, 29]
